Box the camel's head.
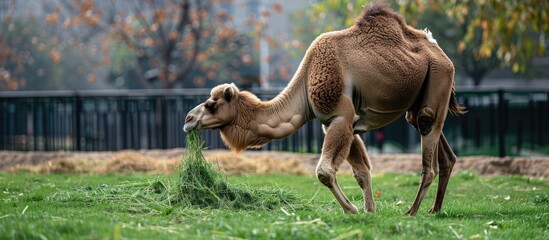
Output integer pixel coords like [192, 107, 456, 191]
[183, 83, 240, 132]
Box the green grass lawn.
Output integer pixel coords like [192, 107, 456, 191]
[0, 172, 547, 239]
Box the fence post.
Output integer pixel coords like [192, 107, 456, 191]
[74, 93, 82, 151]
[156, 96, 167, 149]
[528, 99, 535, 151]
[121, 99, 128, 150]
[517, 121, 523, 155]
[545, 91, 549, 148]
[497, 89, 505, 157]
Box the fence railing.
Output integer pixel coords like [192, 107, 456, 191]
[1, 88, 548, 157]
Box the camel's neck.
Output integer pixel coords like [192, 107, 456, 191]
[254, 71, 312, 139]
[220, 62, 313, 152]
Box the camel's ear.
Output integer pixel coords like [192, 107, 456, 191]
[223, 83, 238, 102]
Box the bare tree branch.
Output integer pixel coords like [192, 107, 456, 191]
[55, 0, 216, 89]
[166, 0, 206, 88]
[130, 1, 163, 44]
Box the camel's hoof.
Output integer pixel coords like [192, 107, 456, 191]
[364, 205, 376, 214]
[428, 207, 440, 214]
[405, 209, 417, 216]
[344, 205, 359, 214]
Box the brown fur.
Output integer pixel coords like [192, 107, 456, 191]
[308, 37, 344, 114]
[357, 1, 405, 27]
[220, 91, 272, 152]
[184, 2, 465, 215]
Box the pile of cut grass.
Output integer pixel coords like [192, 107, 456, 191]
[177, 130, 306, 210]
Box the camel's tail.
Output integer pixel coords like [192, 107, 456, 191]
[448, 86, 466, 116]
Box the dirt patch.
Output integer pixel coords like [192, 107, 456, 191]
[0, 149, 307, 175]
[363, 154, 549, 178]
[0, 149, 548, 178]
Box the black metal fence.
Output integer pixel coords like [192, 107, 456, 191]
[1, 88, 548, 157]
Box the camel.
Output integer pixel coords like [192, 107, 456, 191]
[183, 2, 465, 216]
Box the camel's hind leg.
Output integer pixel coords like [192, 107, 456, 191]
[406, 111, 456, 215]
[405, 63, 455, 216]
[405, 116, 442, 216]
[316, 117, 358, 214]
[347, 135, 376, 213]
[429, 133, 457, 213]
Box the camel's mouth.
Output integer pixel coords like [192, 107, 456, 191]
[183, 120, 224, 132]
[183, 104, 203, 132]
[183, 114, 198, 132]
[183, 103, 225, 132]
[183, 122, 197, 132]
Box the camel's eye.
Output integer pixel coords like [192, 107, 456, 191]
[204, 100, 216, 113]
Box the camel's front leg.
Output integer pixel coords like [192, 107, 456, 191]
[316, 117, 358, 214]
[348, 135, 376, 213]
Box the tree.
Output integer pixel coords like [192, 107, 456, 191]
[56, 0, 265, 89]
[56, 0, 211, 88]
[400, 0, 549, 74]
[0, 15, 103, 91]
[290, 0, 548, 86]
[400, 1, 500, 86]
[0, 17, 62, 90]
[289, 0, 369, 59]
[0, 0, 290, 90]
[0, 1, 116, 91]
